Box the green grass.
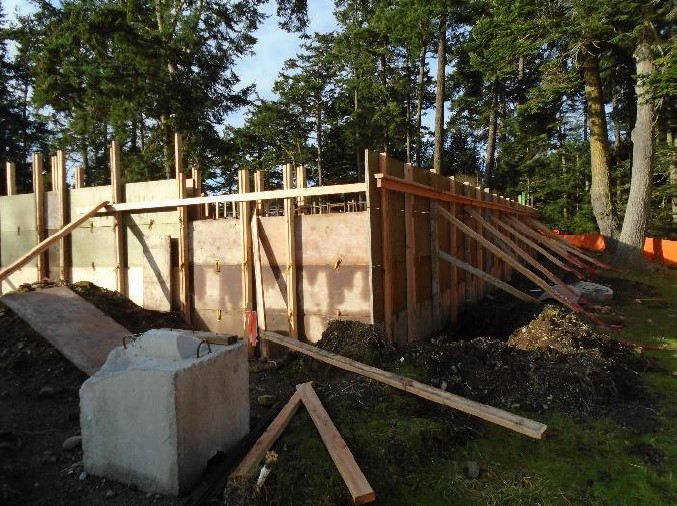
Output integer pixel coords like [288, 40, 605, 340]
[259, 268, 676, 505]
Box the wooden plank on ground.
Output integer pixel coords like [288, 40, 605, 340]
[0, 201, 109, 282]
[229, 389, 304, 479]
[262, 331, 548, 440]
[297, 382, 376, 505]
[1, 286, 130, 375]
[439, 250, 539, 303]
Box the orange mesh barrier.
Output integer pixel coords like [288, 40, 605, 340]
[643, 237, 677, 266]
[560, 234, 606, 252]
[557, 233, 677, 266]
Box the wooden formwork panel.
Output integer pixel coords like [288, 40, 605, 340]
[0, 194, 37, 231]
[142, 235, 172, 311]
[296, 213, 369, 266]
[191, 219, 243, 336]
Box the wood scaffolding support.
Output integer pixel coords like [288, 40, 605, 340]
[5, 162, 15, 196]
[32, 154, 46, 280]
[56, 150, 68, 281]
[404, 163, 416, 342]
[379, 154, 394, 338]
[110, 140, 127, 296]
[175, 133, 191, 323]
[438, 250, 538, 303]
[238, 169, 254, 354]
[0, 201, 109, 282]
[283, 164, 298, 339]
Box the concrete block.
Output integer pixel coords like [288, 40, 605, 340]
[80, 329, 249, 495]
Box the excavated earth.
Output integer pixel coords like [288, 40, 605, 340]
[0, 278, 660, 505]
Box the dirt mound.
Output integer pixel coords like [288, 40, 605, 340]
[317, 320, 394, 364]
[0, 281, 187, 506]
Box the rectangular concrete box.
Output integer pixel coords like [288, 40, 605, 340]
[79, 329, 249, 495]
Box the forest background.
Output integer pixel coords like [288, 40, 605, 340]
[0, 0, 674, 266]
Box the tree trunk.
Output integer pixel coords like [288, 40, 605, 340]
[613, 37, 656, 268]
[668, 129, 676, 223]
[485, 79, 499, 185]
[315, 94, 323, 186]
[416, 46, 426, 166]
[433, 13, 447, 174]
[580, 49, 619, 237]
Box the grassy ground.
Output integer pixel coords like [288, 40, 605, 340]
[246, 268, 676, 506]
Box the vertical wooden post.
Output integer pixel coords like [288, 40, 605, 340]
[365, 150, 384, 328]
[33, 154, 46, 281]
[449, 176, 458, 323]
[74, 166, 85, 189]
[404, 163, 417, 342]
[283, 164, 298, 340]
[56, 150, 69, 281]
[379, 154, 394, 339]
[175, 134, 191, 323]
[110, 140, 127, 296]
[254, 170, 265, 215]
[239, 168, 254, 355]
[296, 165, 307, 211]
[430, 171, 441, 334]
[475, 186, 486, 299]
[5, 162, 16, 196]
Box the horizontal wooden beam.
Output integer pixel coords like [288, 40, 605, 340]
[0, 201, 109, 283]
[261, 331, 548, 439]
[439, 250, 539, 303]
[297, 382, 376, 505]
[375, 174, 537, 216]
[229, 389, 304, 479]
[78, 183, 367, 214]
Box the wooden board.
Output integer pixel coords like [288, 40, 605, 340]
[262, 331, 548, 440]
[297, 382, 376, 505]
[229, 389, 304, 479]
[1, 286, 130, 375]
[439, 250, 538, 303]
[364, 150, 384, 328]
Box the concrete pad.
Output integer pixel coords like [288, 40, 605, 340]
[80, 329, 249, 495]
[1, 286, 130, 375]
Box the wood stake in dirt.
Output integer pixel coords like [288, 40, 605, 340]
[262, 331, 548, 440]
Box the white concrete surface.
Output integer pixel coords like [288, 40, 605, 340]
[80, 329, 249, 495]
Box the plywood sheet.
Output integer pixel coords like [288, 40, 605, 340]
[191, 219, 241, 265]
[0, 194, 36, 231]
[297, 213, 370, 266]
[298, 265, 370, 315]
[192, 265, 242, 311]
[142, 235, 171, 311]
[1, 286, 130, 375]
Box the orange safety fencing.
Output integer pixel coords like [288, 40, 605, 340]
[554, 232, 677, 266]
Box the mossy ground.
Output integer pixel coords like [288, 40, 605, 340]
[245, 268, 676, 505]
